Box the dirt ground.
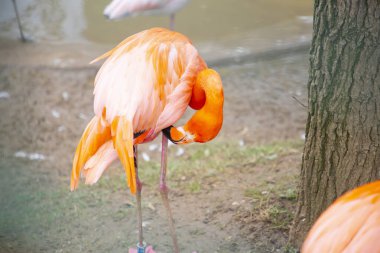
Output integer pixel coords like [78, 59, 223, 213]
[0, 40, 308, 252]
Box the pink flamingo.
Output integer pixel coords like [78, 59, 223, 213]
[70, 27, 224, 253]
[103, 0, 190, 30]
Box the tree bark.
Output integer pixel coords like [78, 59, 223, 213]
[290, 0, 380, 247]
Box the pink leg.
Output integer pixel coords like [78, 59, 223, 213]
[169, 14, 175, 31]
[160, 135, 180, 253]
[134, 146, 145, 250]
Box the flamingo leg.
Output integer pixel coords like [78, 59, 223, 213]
[11, 0, 27, 42]
[159, 134, 179, 253]
[134, 145, 145, 252]
[169, 14, 175, 31]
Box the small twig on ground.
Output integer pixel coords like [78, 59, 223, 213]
[291, 96, 307, 109]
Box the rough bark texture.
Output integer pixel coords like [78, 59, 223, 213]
[290, 0, 380, 247]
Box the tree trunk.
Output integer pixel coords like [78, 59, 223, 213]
[290, 0, 380, 247]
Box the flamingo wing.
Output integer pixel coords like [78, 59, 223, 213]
[70, 116, 112, 191]
[93, 28, 206, 137]
[83, 140, 118, 185]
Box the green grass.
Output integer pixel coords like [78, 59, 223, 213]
[244, 188, 265, 200]
[187, 181, 201, 193]
[267, 205, 292, 229]
[280, 188, 298, 201]
[243, 192, 295, 231]
[238, 140, 301, 232]
[137, 139, 303, 192]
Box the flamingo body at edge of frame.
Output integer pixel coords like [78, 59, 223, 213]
[302, 180, 380, 253]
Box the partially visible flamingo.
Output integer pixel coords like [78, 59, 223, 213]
[103, 0, 190, 30]
[302, 180, 380, 252]
[70, 28, 224, 253]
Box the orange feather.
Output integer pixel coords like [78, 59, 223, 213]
[71, 116, 111, 191]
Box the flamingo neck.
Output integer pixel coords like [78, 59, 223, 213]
[184, 69, 224, 143]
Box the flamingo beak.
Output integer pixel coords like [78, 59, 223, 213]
[162, 126, 193, 144]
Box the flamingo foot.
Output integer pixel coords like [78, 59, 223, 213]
[128, 245, 156, 253]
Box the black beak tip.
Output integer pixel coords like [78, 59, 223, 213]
[162, 126, 172, 140]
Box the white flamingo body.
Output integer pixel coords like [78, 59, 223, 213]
[104, 0, 190, 20]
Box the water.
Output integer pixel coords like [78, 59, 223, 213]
[0, 0, 312, 46]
